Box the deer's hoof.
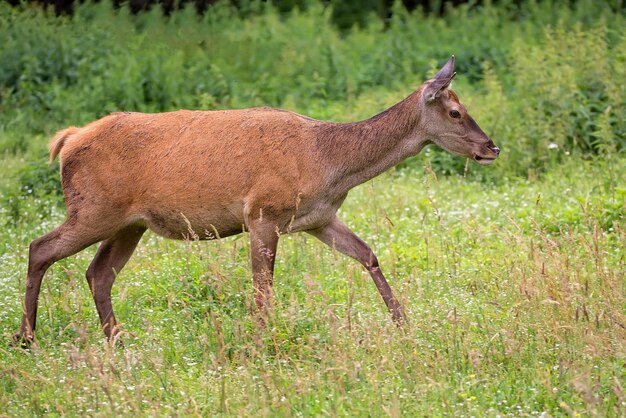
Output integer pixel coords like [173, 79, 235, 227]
[11, 332, 34, 349]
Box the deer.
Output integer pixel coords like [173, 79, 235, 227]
[13, 56, 499, 346]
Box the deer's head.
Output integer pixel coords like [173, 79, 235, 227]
[419, 56, 500, 165]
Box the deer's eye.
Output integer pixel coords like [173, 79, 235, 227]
[449, 110, 461, 119]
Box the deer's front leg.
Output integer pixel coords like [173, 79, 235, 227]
[307, 216, 405, 324]
[249, 220, 279, 321]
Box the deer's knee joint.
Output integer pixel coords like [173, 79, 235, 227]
[28, 238, 53, 272]
[85, 266, 96, 282]
[28, 239, 41, 254]
[364, 252, 379, 272]
[86, 258, 115, 285]
[28, 237, 47, 258]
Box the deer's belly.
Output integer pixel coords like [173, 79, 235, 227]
[142, 203, 246, 240]
[140, 193, 346, 239]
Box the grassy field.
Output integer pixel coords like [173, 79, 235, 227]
[1, 1, 625, 416]
[1, 157, 624, 416]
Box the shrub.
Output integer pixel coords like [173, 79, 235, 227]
[0, 0, 623, 180]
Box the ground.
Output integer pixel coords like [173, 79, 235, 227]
[1, 156, 624, 416]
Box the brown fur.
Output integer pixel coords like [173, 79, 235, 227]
[14, 56, 499, 344]
[48, 127, 79, 163]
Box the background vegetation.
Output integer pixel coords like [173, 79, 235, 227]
[0, 0, 624, 416]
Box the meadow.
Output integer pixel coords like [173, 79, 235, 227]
[0, 1, 625, 416]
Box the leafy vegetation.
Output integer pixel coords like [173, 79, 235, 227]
[1, 0, 625, 175]
[0, 1, 624, 416]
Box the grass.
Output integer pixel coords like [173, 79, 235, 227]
[1, 156, 624, 416]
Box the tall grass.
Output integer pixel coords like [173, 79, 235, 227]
[1, 157, 624, 416]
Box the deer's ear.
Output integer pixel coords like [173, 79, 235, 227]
[424, 55, 456, 102]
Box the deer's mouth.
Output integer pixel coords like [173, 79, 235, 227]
[473, 155, 496, 165]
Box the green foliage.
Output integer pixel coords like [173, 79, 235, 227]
[14, 159, 62, 199]
[331, 0, 384, 30]
[505, 24, 626, 169]
[0, 0, 624, 178]
[0, 156, 63, 226]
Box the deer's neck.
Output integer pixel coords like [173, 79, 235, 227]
[316, 91, 427, 195]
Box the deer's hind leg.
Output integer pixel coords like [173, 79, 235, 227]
[85, 224, 146, 340]
[14, 219, 117, 346]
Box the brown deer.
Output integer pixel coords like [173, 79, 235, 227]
[14, 56, 499, 345]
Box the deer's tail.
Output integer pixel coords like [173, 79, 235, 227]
[49, 127, 79, 164]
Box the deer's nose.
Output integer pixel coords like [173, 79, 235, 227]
[489, 145, 500, 156]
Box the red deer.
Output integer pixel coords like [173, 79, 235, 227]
[14, 56, 499, 345]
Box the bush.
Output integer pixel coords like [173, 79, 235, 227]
[0, 0, 624, 179]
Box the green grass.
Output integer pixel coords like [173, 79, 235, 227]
[1, 156, 624, 416]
